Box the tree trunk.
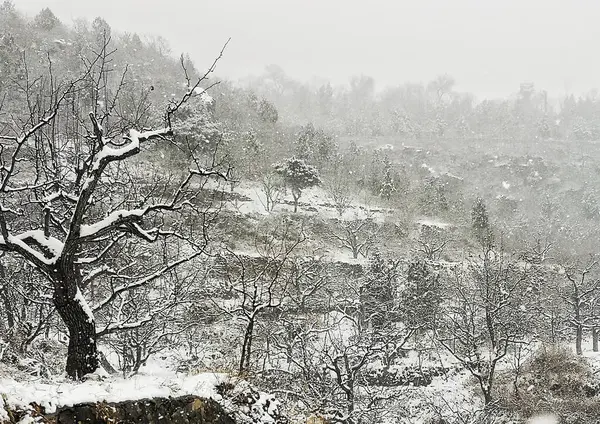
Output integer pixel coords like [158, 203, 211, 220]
[483, 390, 493, 406]
[0, 261, 14, 330]
[53, 277, 98, 379]
[239, 319, 254, 374]
[345, 381, 355, 424]
[593, 327, 599, 352]
[0, 286, 14, 331]
[292, 189, 300, 213]
[576, 325, 583, 355]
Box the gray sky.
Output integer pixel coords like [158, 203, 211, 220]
[16, 0, 600, 99]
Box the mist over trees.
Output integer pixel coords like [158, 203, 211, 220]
[3, 3, 600, 424]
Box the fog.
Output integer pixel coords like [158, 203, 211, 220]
[17, 0, 600, 98]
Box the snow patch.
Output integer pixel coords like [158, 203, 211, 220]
[193, 87, 214, 105]
[74, 287, 95, 324]
[527, 414, 558, 424]
[0, 366, 225, 416]
[417, 218, 452, 229]
[80, 208, 144, 238]
[16, 230, 63, 257]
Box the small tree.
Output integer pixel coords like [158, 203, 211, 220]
[401, 260, 441, 332]
[438, 244, 531, 406]
[274, 157, 321, 213]
[360, 251, 400, 330]
[295, 123, 336, 168]
[416, 224, 453, 261]
[379, 157, 397, 201]
[560, 257, 600, 355]
[324, 155, 355, 217]
[329, 216, 379, 260]
[216, 219, 305, 373]
[258, 172, 286, 212]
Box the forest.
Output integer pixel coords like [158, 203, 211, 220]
[1, 3, 600, 424]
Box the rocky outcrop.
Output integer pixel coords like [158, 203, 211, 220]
[2, 396, 236, 424]
[364, 365, 453, 387]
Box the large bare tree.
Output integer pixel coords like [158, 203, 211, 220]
[0, 38, 229, 378]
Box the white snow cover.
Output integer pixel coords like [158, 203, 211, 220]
[193, 87, 214, 105]
[0, 234, 60, 266]
[527, 414, 559, 424]
[88, 127, 170, 174]
[74, 287, 95, 323]
[0, 369, 225, 415]
[79, 208, 145, 238]
[16, 230, 64, 257]
[228, 181, 388, 223]
[0, 356, 281, 423]
[416, 218, 452, 229]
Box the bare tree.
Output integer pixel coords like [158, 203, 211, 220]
[216, 219, 305, 373]
[437, 243, 530, 406]
[258, 171, 286, 212]
[329, 216, 379, 260]
[560, 256, 600, 355]
[416, 224, 453, 261]
[271, 298, 412, 424]
[0, 37, 230, 378]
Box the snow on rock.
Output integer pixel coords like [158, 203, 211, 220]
[220, 379, 285, 424]
[0, 370, 226, 417]
[0, 355, 284, 424]
[416, 218, 452, 229]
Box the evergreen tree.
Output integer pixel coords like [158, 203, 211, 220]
[360, 251, 398, 330]
[379, 156, 397, 201]
[34, 7, 60, 31]
[401, 260, 441, 330]
[472, 197, 492, 245]
[273, 157, 321, 212]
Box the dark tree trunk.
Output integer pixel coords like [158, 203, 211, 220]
[576, 325, 583, 355]
[483, 390, 493, 406]
[239, 319, 254, 373]
[53, 274, 98, 379]
[0, 261, 14, 330]
[0, 286, 14, 330]
[292, 189, 300, 213]
[593, 327, 598, 352]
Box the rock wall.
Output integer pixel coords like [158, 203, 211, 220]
[2, 395, 236, 424]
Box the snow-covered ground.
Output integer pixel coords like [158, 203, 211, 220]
[0, 355, 283, 423]
[227, 180, 390, 223]
[0, 357, 224, 415]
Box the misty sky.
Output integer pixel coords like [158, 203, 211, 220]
[16, 0, 600, 99]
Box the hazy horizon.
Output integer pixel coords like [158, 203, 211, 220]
[16, 0, 600, 100]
